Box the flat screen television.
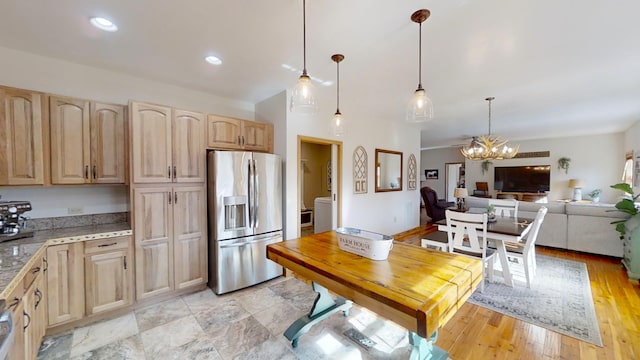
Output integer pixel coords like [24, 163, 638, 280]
[494, 165, 550, 193]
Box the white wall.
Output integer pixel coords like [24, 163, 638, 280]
[257, 89, 422, 239]
[420, 147, 465, 197]
[423, 133, 625, 204]
[0, 46, 254, 218]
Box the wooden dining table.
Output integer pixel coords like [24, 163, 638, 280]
[435, 214, 534, 287]
[266, 230, 483, 360]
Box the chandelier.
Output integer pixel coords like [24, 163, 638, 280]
[461, 97, 519, 160]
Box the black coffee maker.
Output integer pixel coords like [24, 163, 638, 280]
[0, 200, 33, 242]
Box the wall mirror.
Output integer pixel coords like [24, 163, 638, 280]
[375, 148, 403, 192]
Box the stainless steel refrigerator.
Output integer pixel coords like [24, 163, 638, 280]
[207, 150, 283, 294]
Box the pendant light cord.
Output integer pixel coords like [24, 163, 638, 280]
[336, 61, 340, 112]
[302, 0, 308, 76]
[487, 98, 492, 136]
[418, 22, 423, 90]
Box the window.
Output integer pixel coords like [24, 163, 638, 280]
[622, 151, 634, 186]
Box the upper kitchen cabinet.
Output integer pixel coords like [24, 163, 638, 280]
[50, 96, 126, 185]
[91, 102, 127, 184]
[206, 115, 273, 153]
[130, 101, 204, 184]
[0, 86, 46, 185]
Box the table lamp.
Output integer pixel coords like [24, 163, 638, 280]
[568, 179, 585, 201]
[454, 188, 468, 209]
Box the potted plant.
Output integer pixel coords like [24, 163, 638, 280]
[587, 189, 602, 203]
[486, 204, 496, 221]
[610, 183, 639, 237]
[558, 157, 571, 174]
[481, 160, 492, 175]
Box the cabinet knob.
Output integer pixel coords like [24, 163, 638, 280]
[93, 165, 97, 179]
[85, 165, 89, 179]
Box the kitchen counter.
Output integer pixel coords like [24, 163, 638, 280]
[0, 223, 132, 299]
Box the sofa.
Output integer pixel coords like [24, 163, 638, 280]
[465, 196, 628, 257]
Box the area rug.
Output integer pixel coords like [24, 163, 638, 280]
[467, 255, 603, 346]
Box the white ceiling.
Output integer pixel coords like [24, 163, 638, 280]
[1, 0, 639, 149]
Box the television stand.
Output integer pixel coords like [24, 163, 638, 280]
[496, 192, 548, 202]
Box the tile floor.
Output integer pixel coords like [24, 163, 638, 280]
[37, 277, 414, 360]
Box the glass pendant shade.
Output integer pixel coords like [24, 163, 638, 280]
[290, 74, 317, 114]
[330, 112, 345, 136]
[407, 88, 434, 123]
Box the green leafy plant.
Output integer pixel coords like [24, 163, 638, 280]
[610, 183, 640, 236]
[481, 160, 493, 175]
[587, 189, 601, 200]
[558, 157, 571, 174]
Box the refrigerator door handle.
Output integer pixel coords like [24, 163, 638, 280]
[247, 159, 254, 229]
[219, 235, 278, 248]
[252, 159, 259, 229]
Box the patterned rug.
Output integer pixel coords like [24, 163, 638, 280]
[467, 255, 603, 346]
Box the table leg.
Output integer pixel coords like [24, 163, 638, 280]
[495, 239, 514, 286]
[408, 331, 449, 360]
[283, 282, 353, 348]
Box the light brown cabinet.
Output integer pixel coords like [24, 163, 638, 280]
[50, 96, 126, 185]
[84, 236, 133, 315]
[23, 262, 46, 360]
[130, 102, 205, 184]
[206, 114, 272, 153]
[133, 184, 206, 300]
[6, 280, 25, 360]
[46, 242, 85, 326]
[0, 86, 46, 185]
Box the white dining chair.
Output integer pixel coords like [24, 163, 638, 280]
[421, 230, 451, 252]
[489, 198, 519, 218]
[504, 206, 548, 288]
[444, 210, 496, 292]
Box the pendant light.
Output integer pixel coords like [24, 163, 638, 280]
[290, 0, 318, 114]
[407, 9, 434, 123]
[330, 54, 345, 136]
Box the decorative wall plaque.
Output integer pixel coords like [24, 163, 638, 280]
[353, 146, 368, 194]
[408, 153, 417, 190]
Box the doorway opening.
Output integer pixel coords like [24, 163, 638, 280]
[444, 162, 464, 202]
[298, 136, 342, 237]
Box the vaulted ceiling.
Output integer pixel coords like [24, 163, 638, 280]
[1, 0, 638, 149]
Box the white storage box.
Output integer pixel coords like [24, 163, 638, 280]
[335, 227, 394, 260]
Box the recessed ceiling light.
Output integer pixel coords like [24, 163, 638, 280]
[205, 56, 222, 65]
[90, 17, 118, 32]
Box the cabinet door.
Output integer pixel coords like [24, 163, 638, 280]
[46, 243, 85, 326]
[130, 102, 172, 183]
[91, 102, 126, 184]
[173, 109, 205, 183]
[7, 292, 25, 360]
[133, 187, 174, 300]
[0, 87, 45, 185]
[173, 185, 207, 289]
[243, 120, 272, 152]
[50, 96, 91, 184]
[85, 237, 133, 314]
[24, 269, 45, 360]
[206, 114, 242, 149]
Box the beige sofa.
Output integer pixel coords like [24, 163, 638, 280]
[465, 196, 627, 257]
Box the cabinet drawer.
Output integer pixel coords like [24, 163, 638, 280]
[23, 258, 44, 290]
[84, 237, 130, 254]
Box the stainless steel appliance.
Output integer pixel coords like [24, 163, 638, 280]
[0, 201, 33, 243]
[207, 150, 283, 294]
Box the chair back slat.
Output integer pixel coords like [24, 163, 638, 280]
[489, 198, 519, 218]
[523, 206, 548, 250]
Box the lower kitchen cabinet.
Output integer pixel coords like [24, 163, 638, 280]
[46, 243, 85, 326]
[84, 236, 133, 315]
[7, 280, 25, 360]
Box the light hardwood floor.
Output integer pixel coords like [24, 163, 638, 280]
[393, 208, 640, 360]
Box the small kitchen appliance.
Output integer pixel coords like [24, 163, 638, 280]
[0, 200, 33, 242]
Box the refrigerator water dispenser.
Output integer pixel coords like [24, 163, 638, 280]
[223, 196, 247, 230]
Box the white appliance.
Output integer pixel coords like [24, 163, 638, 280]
[207, 151, 283, 294]
[314, 197, 332, 234]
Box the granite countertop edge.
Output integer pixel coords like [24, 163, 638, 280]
[0, 223, 132, 299]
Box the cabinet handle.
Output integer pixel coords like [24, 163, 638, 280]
[97, 242, 117, 248]
[85, 165, 89, 179]
[242, 136, 245, 146]
[173, 165, 177, 180]
[123, 255, 127, 270]
[23, 310, 31, 330]
[31, 266, 41, 275]
[34, 288, 42, 309]
[237, 135, 241, 145]
[168, 166, 172, 178]
[174, 192, 178, 204]
[168, 191, 172, 204]
[43, 258, 48, 272]
[93, 165, 97, 179]
[8, 297, 20, 309]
